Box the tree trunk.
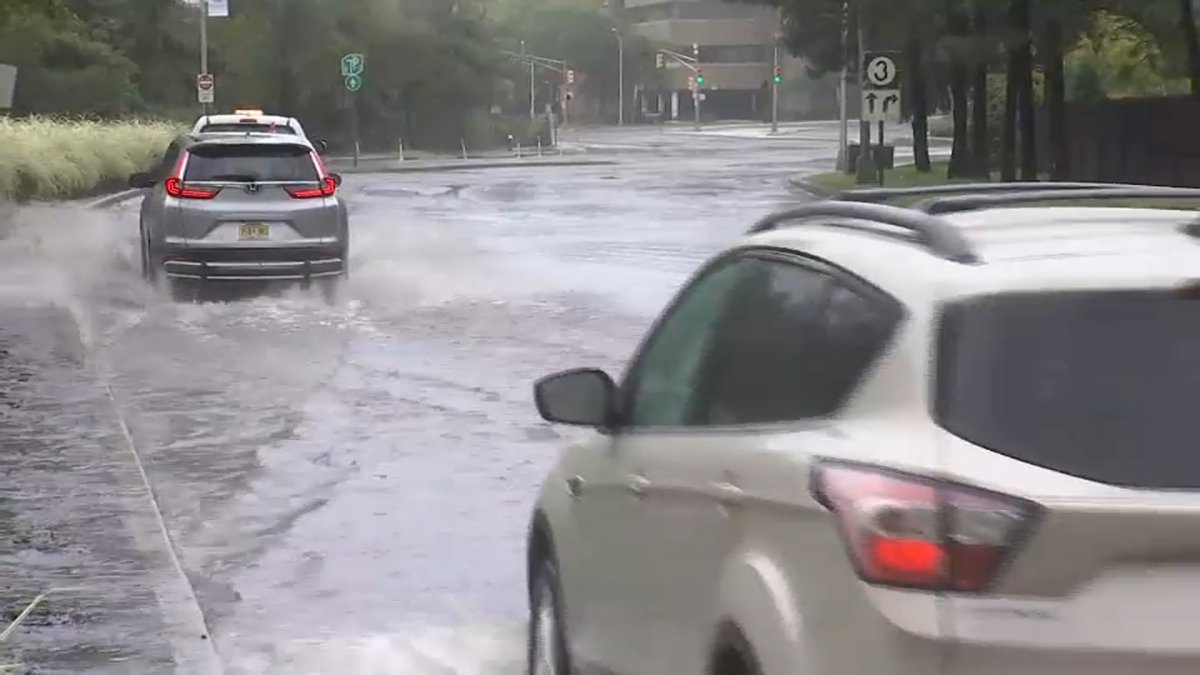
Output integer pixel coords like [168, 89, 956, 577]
[1181, 0, 1200, 94]
[907, 31, 932, 172]
[947, 4, 973, 179]
[1000, 1, 1019, 181]
[971, 60, 990, 178]
[1013, 0, 1037, 180]
[1043, 19, 1069, 180]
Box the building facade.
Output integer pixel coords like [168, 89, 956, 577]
[624, 0, 785, 120]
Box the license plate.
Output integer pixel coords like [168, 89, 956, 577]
[239, 222, 270, 240]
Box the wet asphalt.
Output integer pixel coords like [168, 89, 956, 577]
[0, 122, 916, 674]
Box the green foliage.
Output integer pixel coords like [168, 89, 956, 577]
[0, 117, 181, 200]
[1066, 10, 1190, 98]
[0, 0, 639, 150]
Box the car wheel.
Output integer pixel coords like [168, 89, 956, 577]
[527, 558, 571, 675]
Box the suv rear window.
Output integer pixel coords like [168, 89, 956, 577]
[184, 144, 318, 182]
[200, 123, 297, 135]
[937, 289, 1200, 489]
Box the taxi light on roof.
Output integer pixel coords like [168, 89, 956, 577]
[234, 109, 264, 116]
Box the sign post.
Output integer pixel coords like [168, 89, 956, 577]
[196, 73, 215, 105]
[341, 53, 365, 167]
[861, 50, 903, 185]
[0, 64, 16, 110]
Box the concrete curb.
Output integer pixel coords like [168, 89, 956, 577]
[787, 174, 835, 199]
[330, 158, 617, 174]
[86, 188, 146, 210]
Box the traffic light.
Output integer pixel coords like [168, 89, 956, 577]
[773, 66, 782, 84]
[695, 69, 705, 86]
[655, 53, 664, 69]
[567, 69, 576, 85]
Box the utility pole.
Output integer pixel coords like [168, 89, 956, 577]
[614, 28, 625, 125]
[854, 3, 877, 184]
[199, 0, 210, 114]
[836, 0, 850, 171]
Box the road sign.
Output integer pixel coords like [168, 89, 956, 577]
[862, 88, 901, 124]
[197, 73, 215, 104]
[341, 53, 365, 78]
[206, 0, 230, 18]
[344, 74, 363, 92]
[863, 51, 902, 90]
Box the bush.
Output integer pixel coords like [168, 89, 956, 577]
[0, 117, 182, 201]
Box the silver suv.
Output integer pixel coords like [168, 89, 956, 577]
[130, 133, 348, 298]
[527, 183, 1200, 675]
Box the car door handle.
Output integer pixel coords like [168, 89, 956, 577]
[625, 474, 651, 498]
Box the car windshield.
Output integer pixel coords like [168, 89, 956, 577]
[184, 143, 318, 183]
[200, 123, 297, 135]
[937, 289, 1200, 489]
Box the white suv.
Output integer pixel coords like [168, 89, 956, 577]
[526, 183, 1200, 675]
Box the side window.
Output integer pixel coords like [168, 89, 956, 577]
[695, 258, 899, 426]
[154, 142, 182, 182]
[623, 259, 752, 428]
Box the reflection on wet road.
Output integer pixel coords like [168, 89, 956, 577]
[0, 124, 852, 673]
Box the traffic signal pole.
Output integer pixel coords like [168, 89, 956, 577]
[771, 44, 780, 134]
[658, 48, 703, 131]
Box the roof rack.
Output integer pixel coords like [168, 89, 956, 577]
[748, 201, 979, 264]
[916, 186, 1200, 214]
[834, 181, 1163, 204]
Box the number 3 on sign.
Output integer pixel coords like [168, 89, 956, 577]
[866, 55, 897, 87]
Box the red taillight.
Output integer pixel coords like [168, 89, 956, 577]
[811, 460, 1041, 593]
[286, 151, 337, 199]
[286, 176, 337, 199]
[164, 151, 220, 199]
[165, 177, 219, 199]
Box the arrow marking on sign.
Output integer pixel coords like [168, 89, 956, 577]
[865, 92, 878, 113]
[883, 93, 899, 111]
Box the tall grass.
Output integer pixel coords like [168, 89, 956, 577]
[0, 117, 182, 201]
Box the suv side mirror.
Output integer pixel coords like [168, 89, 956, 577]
[534, 368, 618, 428]
[329, 172, 343, 187]
[128, 172, 154, 189]
[315, 139, 329, 153]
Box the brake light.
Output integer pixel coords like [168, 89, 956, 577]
[164, 151, 220, 199]
[286, 177, 337, 199]
[286, 151, 337, 199]
[811, 460, 1041, 593]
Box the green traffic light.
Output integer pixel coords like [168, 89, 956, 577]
[696, 75, 705, 85]
[774, 75, 782, 84]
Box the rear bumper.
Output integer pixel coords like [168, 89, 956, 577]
[160, 245, 345, 281]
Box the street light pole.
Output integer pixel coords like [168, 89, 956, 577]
[613, 29, 625, 125]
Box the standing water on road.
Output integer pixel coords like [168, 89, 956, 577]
[0, 131, 817, 673]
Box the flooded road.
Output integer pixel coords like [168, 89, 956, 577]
[0, 124, 886, 673]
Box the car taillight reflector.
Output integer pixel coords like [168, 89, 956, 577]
[811, 460, 1041, 593]
[286, 176, 337, 199]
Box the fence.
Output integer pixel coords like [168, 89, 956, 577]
[1057, 95, 1200, 187]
